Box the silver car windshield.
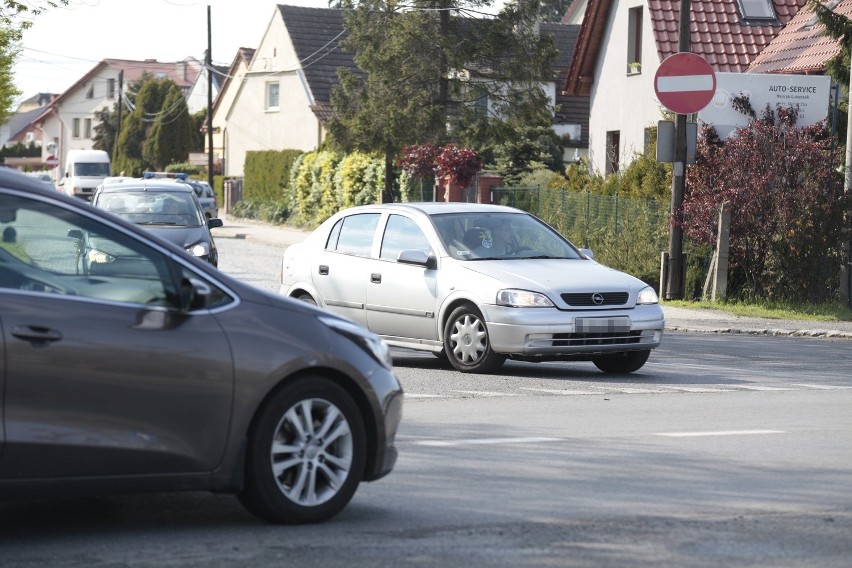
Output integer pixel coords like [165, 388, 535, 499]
[432, 212, 583, 261]
[98, 191, 205, 228]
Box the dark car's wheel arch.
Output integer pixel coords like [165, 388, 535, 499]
[242, 368, 381, 488]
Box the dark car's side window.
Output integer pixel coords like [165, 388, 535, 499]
[380, 215, 432, 261]
[0, 194, 176, 306]
[327, 213, 380, 257]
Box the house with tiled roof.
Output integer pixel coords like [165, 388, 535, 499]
[224, 5, 590, 177]
[545, 22, 591, 159]
[206, 47, 256, 175]
[562, 0, 806, 176]
[186, 62, 231, 115]
[223, 5, 356, 177]
[33, 58, 203, 173]
[748, 0, 852, 74]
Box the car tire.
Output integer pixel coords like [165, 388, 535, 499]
[297, 293, 317, 306]
[443, 304, 506, 373]
[592, 350, 651, 374]
[238, 376, 367, 524]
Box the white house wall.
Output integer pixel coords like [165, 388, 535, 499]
[210, 58, 250, 175]
[224, 11, 322, 177]
[587, 0, 662, 176]
[42, 68, 118, 173]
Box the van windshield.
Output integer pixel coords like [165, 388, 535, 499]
[75, 163, 111, 176]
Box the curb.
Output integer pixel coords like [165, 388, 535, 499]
[666, 325, 852, 340]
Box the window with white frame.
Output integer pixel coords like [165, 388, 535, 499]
[627, 7, 643, 74]
[107, 78, 116, 99]
[84, 118, 92, 139]
[85, 84, 94, 99]
[266, 82, 280, 111]
[72, 118, 81, 139]
[737, 0, 776, 20]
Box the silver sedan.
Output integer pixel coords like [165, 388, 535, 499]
[281, 203, 664, 374]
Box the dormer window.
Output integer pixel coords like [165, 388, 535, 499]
[804, 0, 841, 30]
[737, 0, 777, 21]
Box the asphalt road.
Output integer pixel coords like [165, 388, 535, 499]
[2, 219, 849, 568]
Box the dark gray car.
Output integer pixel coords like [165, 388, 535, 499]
[0, 169, 403, 524]
[92, 180, 222, 266]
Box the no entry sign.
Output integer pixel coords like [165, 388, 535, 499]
[654, 53, 716, 115]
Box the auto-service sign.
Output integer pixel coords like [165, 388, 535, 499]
[654, 53, 716, 115]
[698, 73, 831, 139]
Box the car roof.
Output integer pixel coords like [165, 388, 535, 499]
[342, 202, 522, 216]
[1, 166, 62, 195]
[97, 179, 195, 194]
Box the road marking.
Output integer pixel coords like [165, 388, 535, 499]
[520, 387, 601, 395]
[451, 390, 519, 397]
[728, 385, 795, 391]
[404, 393, 444, 398]
[791, 384, 852, 390]
[658, 385, 735, 393]
[655, 430, 786, 438]
[605, 387, 660, 394]
[416, 436, 562, 447]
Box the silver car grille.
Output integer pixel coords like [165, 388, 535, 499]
[561, 292, 629, 306]
[551, 331, 642, 346]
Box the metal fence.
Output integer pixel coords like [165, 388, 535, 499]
[489, 186, 670, 286]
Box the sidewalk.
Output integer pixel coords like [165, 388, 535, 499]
[217, 214, 852, 340]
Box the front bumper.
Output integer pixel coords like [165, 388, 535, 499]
[481, 304, 664, 356]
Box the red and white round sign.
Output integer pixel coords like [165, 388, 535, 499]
[44, 155, 59, 169]
[654, 53, 716, 115]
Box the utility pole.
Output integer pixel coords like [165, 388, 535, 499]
[207, 5, 215, 188]
[114, 70, 123, 161]
[843, 37, 852, 308]
[665, 0, 692, 300]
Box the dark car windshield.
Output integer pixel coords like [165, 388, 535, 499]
[432, 212, 583, 261]
[96, 191, 205, 227]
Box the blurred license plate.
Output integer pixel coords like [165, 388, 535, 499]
[575, 317, 630, 333]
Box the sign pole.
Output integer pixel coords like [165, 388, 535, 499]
[666, 0, 692, 300]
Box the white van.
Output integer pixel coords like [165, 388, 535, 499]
[59, 149, 111, 200]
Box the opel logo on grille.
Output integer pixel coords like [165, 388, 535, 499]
[591, 293, 605, 305]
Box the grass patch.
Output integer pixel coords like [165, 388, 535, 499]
[663, 299, 852, 322]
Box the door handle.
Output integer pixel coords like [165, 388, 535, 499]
[11, 325, 63, 344]
[318, 265, 329, 275]
[371, 273, 382, 284]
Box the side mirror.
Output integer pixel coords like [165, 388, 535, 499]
[580, 248, 594, 259]
[397, 249, 437, 270]
[179, 276, 212, 311]
[67, 229, 83, 240]
[208, 218, 224, 229]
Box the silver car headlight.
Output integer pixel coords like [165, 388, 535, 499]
[319, 315, 393, 370]
[637, 286, 659, 305]
[496, 289, 554, 308]
[187, 241, 210, 257]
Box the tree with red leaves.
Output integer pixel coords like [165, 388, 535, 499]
[396, 144, 439, 178]
[434, 144, 483, 188]
[683, 97, 848, 303]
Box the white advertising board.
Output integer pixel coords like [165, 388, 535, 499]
[697, 73, 832, 139]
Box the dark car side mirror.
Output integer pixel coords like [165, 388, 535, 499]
[208, 218, 224, 229]
[179, 277, 212, 311]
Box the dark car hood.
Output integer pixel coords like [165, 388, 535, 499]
[142, 225, 209, 248]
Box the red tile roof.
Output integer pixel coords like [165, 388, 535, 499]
[564, 0, 807, 95]
[651, 0, 807, 72]
[748, 0, 852, 74]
